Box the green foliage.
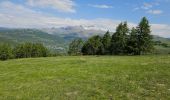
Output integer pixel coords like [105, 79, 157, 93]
[82, 35, 104, 55]
[68, 38, 84, 55]
[126, 28, 139, 55]
[161, 43, 169, 47]
[110, 22, 129, 54]
[80, 17, 154, 55]
[13, 43, 48, 58]
[0, 44, 12, 61]
[102, 31, 111, 54]
[136, 17, 154, 54]
[154, 40, 169, 48]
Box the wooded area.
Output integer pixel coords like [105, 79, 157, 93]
[69, 17, 154, 55]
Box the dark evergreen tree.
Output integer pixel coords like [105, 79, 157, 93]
[13, 44, 25, 58]
[81, 42, 93, 55]
[127, 28, 139, 55]
[68, 38, 84, 55]
[136, 17, 153, 55]
[102, 31, 111, 54]
[31, 43, 48, 57]
[82, 35, 104, 55]
[13, 43, 48, 58]
[0, 44, 12, 61]
[110, 22, 129, 55]
[23, 42, 33, 58]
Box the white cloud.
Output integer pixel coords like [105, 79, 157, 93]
[141, 2, 160, 10]
[0, 1, 169, 37]
[133, 7, 140, 11]
[141, 3, 153, 10]
[151, 24, 170, 37]
[89, 4, 113, 9]
[134, 2, 163, 15]
[27, 0, 76, 13]
[0, 1, 116, 30]
[147, 10, 163, 15]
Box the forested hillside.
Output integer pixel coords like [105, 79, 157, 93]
[0, 28, 67, 53]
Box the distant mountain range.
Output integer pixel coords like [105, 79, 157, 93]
[41, 25, 105, 41]
[0, 26, 170, 54]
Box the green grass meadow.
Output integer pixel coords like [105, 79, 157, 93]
[0, 56, 170, 99]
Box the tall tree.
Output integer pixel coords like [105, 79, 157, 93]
[102, 31, 111, 54]
[68, 38, 84, 55]
[110, 22, 129, 54]
[31, 43, 48, 57]
[13, 44, 25, 58]
[127, 28, 139, 55]
[13, 43, 48, 58]
[82, 35, 104, 55]
[0, 44, 12, 61]
[23, 42, 32, 58]
[136, 17, 153, 55]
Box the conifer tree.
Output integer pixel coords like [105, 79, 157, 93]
[0, 44, 12, 60]
[136, 17, 153, 54]
[127, 28, 139, 55]
[110, 22, 129, 54]
[82, 35, 103, 55]
[102, 31, 111, 54]
[68, 38, 84, 55]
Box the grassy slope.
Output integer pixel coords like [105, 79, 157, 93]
[0, 56, 170, 100]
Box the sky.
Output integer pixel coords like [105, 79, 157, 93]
[0, 0, 170, 37]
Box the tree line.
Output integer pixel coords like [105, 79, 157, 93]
[68, 17, 154, 55]
[0, 43, 49, 61]
[0, 17, 154, 60]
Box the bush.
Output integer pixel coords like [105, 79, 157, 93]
[0, 44, 12, 61]
[13, 43, 49, 59]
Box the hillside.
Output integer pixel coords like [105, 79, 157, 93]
[153, 35, 170, 45]
[153, 36, 170, 54]
[0, 28, 67, 53]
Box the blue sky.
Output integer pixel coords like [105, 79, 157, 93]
[0, 0, 170, 37]
[74, 0, 169, 24]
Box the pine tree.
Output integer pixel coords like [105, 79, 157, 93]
[136, 17, 153, 55]
[81, 42, 93, 55]
[110, 22, 129, 55]
[82, 35, 103, 55]
[0, 44, 12, 61]
[23, 42, 32, 58]
[68, 38, 84, 55]
[102, 31, 111, 54]
[13, 43, 49, 58]
[127, 28, 139, 55]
